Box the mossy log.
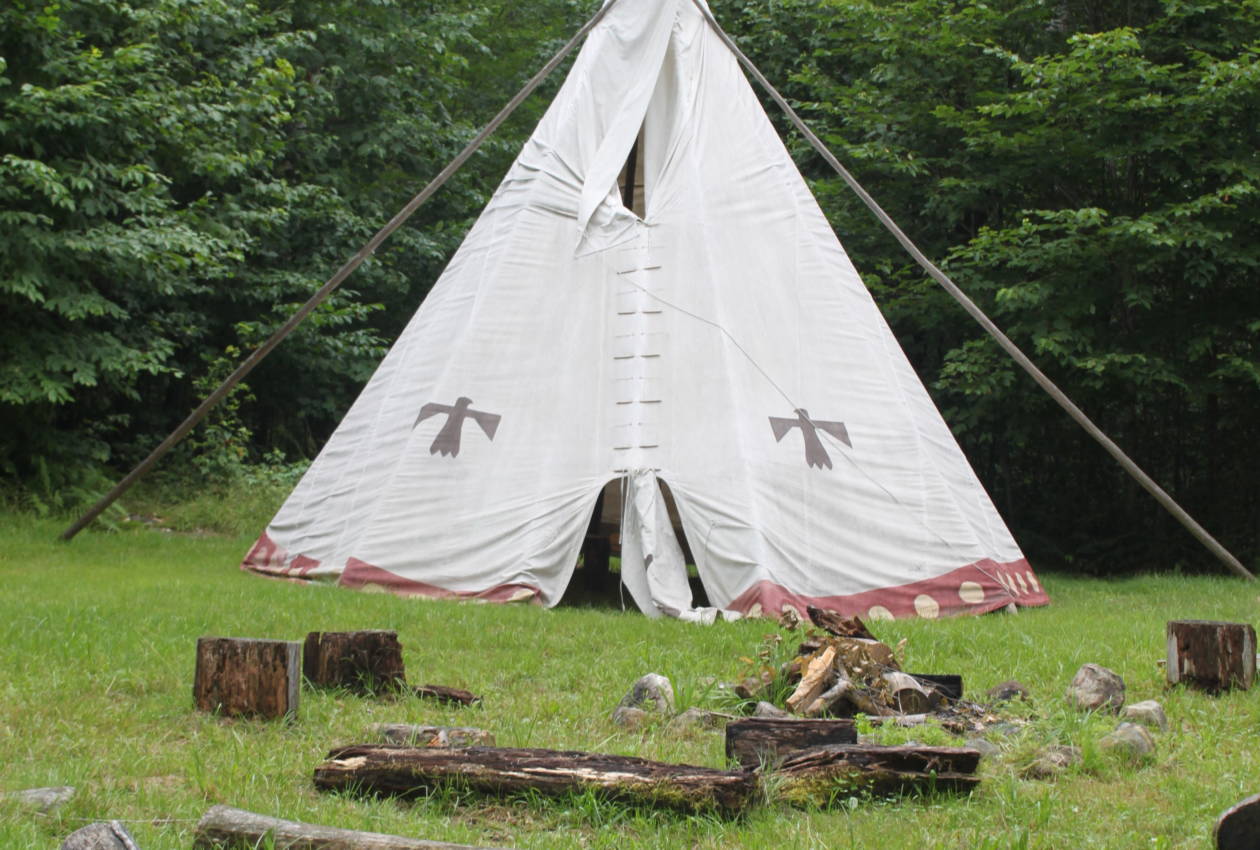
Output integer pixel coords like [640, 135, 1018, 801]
[313, 745, 756, 813]
[768, 744, 981, 805]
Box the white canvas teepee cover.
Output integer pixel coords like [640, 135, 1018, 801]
[243, 0, 1049, 621]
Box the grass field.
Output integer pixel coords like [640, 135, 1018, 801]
[1, 511, 1258, 849]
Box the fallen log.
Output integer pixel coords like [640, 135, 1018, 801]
[194, 637, 301, 720]
[725, 717, 857, 767]
[413, 685, 481, 706]
[304, 630, 406, 694]
[370, 723, 495, 747]
[314, 745, 756, 813]
[192, 804, 505, 849]
[1166, 620, 1256, 693]
[768, 744, 981, 805]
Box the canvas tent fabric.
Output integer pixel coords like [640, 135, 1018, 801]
[242, 0, 1049, 621]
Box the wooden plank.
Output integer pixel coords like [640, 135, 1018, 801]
[313, 745, 756, 813]
[194, 637, 300, 720]
[303, 630, 406, 694]
[192, 804, 508, 849]
[769, 744, 981, 804]
[725, 718, 857, 767]
[1166, 620, 1256, 693]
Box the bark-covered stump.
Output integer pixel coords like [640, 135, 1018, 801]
[314, 745, 756, 814]
[725, 718, 857, 767]
[303, 630, 406, 694]
[767, 744, 981, 804]
[1166, 620, 1256, 693]
[194, 637, 301, 720]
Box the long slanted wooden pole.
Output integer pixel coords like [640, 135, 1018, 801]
[689, 0, 1254, 580]
[60, 0, 621, 542]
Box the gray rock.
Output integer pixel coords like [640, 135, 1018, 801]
[753, 701, 790, 718]
[1065, 663, 1125, 712]
[986, 680, 1029, 703]
[617, 673, 675, 715]
[1021, 745, 1081, 779]
[2, 786, 75, 813]
[1100, 722, 1155, 759]
[966, 738, 1001, 758]
[61, 821, 140, 850]
[611, 706, 648, 730]
[1121, 699, 1168, 733]
[666, 707, 729, 733]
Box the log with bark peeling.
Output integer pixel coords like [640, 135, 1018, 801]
[192, 804, 506, 850]
[1166, 620, 1256, 693]
[768, 744, 981, 804]
[725, 718, 857, 767]
[313, 745, 756, 813]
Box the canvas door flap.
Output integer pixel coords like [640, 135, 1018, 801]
[619, 469, 693, 618]
[575, 0, 678, 237]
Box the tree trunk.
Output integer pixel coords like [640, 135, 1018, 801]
[725, 718, 857, 767]
[769, 744, 981, 804]
[313, 745, 756, 813]
[303, 631, 406, 694]
[194, 637, 301, 720]
[192, 805, 505, 850]
[1166, 620, 1256, 693]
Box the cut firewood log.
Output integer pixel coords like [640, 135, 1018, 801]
[413, 685, 481, 706]
[303, 630, 406, 694]
[768, 744, 981, 805]
[61, 821, 141, 850]
[805, 675, 852, 716]
[194, 637, 301, 720]
[313, 745, 756, 814]
[785, 645, 837, 714]
[883, 671, 936, 714]
[369, 724, 495, 747]
[191, 804, 506, 849]
[725, 718, 858, 767]
[1166, 620, 1256, 693]
[1214, 792, 1260, 850]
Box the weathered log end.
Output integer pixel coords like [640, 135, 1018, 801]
[1166, 620, 1256, 693]
[1214, 792, 1260, 850]
[314, 745, 756, 814]
[304, 630, 407, 694]
[194, 637, 301, 720]
[767, 744, 982, 806]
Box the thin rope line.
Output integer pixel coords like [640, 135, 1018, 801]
[689, 0, 1253, 581]
[60, 0, 623, 542]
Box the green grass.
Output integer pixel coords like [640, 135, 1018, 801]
[1, 511, 1258, 848]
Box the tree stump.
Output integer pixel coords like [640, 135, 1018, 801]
[303, 630, 406, 694]
[725, 718, 857, 767]
[1215, 792, 1260, 850]
[314, 745, 756, 814]
[194, 637, 301, 720]
[769, 744, 981, 804]
[1166, 620, 1256, 693]
[192, 804, 505, 849]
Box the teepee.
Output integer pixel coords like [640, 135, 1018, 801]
[242, 0, 1049, 621]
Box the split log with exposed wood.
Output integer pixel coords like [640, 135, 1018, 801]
[194, 637, 301, 720]
[785, 645, 837, 714]
[1166, 620, 1256, 693]
[192, 804, 507, 850]
[413, 685, 481, 706]
[768, 744, 981, 804]
[369, 723, 495, 747]
[313, 745, 757, 813]
[303, 631, 406, 694]
[725, 717, 857, 767]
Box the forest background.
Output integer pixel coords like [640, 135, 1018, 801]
[2, 0, 1258, 574]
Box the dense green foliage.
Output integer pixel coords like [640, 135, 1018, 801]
[3, 0, 1258, 571]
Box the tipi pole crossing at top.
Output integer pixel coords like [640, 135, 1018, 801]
[59, 0, 625, 542]
[684, 0, 1252, 580]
